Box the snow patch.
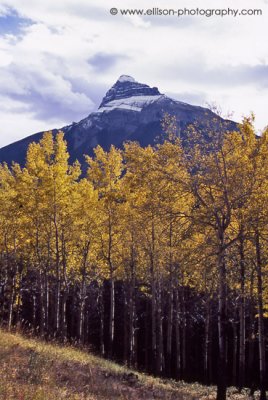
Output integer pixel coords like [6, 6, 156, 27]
[81, 119, 92, 129]
[98, 95, 165, 113]
[117, 75, 136, 83]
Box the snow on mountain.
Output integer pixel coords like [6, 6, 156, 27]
[98, 94, 165, 113]
[0, 75, 238, 170]
[117, 75, 137, 83]
[99, 75, 161, 109]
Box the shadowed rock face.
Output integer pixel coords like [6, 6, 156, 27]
[99, 75, 161, 108]
[0, 75, 237, 168]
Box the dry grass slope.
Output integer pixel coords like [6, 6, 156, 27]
[0, 329, 258, 400]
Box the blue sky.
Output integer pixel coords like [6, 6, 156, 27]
[0, 0, 267, 146]
[0, 10, 31, 35]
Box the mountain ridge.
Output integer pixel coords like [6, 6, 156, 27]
[0, 75, 237, 167]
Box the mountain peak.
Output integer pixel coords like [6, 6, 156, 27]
[0, 74, 238, 171]
[117, 75, 136, 83]
[99, 76, 162, 109]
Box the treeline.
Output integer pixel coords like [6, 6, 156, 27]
[0, 115, 267, 400]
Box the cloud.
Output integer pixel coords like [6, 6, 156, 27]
[166, 90, 209, 107]
[89, 52, 129, 72]
[162, 59, 268, 89]
[0, 0, 267, 147]
[0, 62, 95, 120]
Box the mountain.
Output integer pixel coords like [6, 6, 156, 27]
[0, 75, 237, 167]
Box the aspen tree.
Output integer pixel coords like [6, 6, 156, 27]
[86, 145, 124, 357]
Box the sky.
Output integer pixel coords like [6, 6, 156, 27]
[0, 0, 267, 147]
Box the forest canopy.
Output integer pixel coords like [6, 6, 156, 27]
[0, 115, 267, 400]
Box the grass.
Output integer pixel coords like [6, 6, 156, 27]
[0, 328, 260, 399]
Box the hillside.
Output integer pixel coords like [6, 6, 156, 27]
[0, 329, 256, 400]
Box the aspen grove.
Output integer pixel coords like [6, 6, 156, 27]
[0, 115, 267, 400]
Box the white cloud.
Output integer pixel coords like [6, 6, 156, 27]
[0, 0, 267, 146]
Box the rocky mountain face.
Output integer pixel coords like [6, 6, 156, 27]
[99, 75, 161, 108]
[0, 75, 237, 167]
